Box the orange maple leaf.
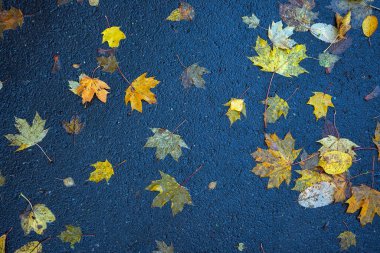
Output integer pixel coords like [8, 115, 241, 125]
[124, 73, 160, 112]
[346, 185, 380, 226]
[0, 7, 23, 36]
[76, 75, 110, 104]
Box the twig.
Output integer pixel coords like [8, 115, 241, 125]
[323, 36, 339, 53]
[92, 66, 101, 78]
[104, 15, 111, 28]
[239, 86, 251, 98]
[117, 66, 131, 84]
[342, 221, 349, 230]
[333, 110, 339, 139]
[115, 160, 126, 168]
[264, 72, 275, 128]
[353, 147, 377, 151]
[173, 119, 187, 133]
[176, 54, 187, 69]
[286, 87, 299, 101]
[36, 144, 53, 163]
[181, 164, 204, 186]
[82, 234, 96, 237]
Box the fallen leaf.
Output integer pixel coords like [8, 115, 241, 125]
[293, 169, 332, 192]
[298, 181, 336, 208]
[332, 172, 351, 202]
[237, 242, 245, 251]
[21, 204, 56, 235]
[242, 14, 260, 29]
[58, 225, 82, 249]
[318, 52, 340, 69]
[299, 151, 320, 170]
[153, 240, 174, 253]
[319, 150, 352, 175]
[72, 74, 110, 104]
[310, 23, 338, 43]
[125, 73, 160, 113]
[307, 92, 334, 120]
[63, 177, 75, 187]
[72, 63, 81, 69]
[97, 55, 118, 73]
[248, 36, 308, 77]
[346, 185, 380, 226]
[252, 132, 301, 188]
[144, 128, 189, 161]
[14, 241, 42, 253]
[268, 21, 297, 49]
[89, 0, 99, 6]
[224, 98, 247, 125]
[181, 63, 209, 89]
[5, 112, 48, 151]
[329, 0, 372, 28]
[101, 26, 126, 48]
[146, 171, 192, 216]
[338, 231, 356, 251]
[166, 2, 194, 21]
[88, 160, 114, 183]
[265, 94, 289, 123]
[208, 181, 217, 190]
[336, 11, 351, 40]
[362, 15, 378, 37]
[62, 115, 84, 135]
[0, 7, 23, 38]
[373, 122, 380, 160]
[364, 85, 380, 101]
[279, 0, 318, 31]
[317, 135, 359, 158]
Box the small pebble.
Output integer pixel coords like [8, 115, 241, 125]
[63, 177, 75, 187]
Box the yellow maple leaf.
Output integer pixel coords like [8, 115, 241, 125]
[14, 241, 42, 253]
[317, 135, 359, 158]
[318, 150, 352, 175]
[88, 160, 114, 183]
[338, 231, 356, 251]
[265, 94, 289, 123]
[307, 92, 334, 120]
[20, 203, 56, 235]
[224, 98, 246, 125]
[248, 36, 308, 77]
[336, 11, 351, 40]
[251, 132, 301, 188]
[125, 73, 160, 112]
[362, 15, 378, 37]
[346, 185, 380, 226]
[74, 75, 110, 104]
[373, 122, 380, 160]
[101, 26, 126, 48]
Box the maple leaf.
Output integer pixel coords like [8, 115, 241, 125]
[265, 94, 289, 123]
[373, 122, 380, 160]
[0, 7, 23, 38]
[224, 98, 247, 125]
[338, 231, 356, 251]
[72, 74, 110, 104]
[329, 0, 373, 28]
[318, 150, 352, 175]
[333, 172, 351, 202]
[307, 92, 334, 120]
[242, 13, 260, 29]
[317, 135, 359, 158]
[248, 36, 308, 78]
[97, 55, 119, 73]
[362, 15, 378, 37]
[251, 132, 301, 189]
[346, 185, 380, 226]
[166, 2, 194, 21]
[181, 63, 210, 89]
[5, 112, 48, 152]
[58, 225, 83, 249]
[88, 160, 114, 183]
[318, 52, 340, 69]
[125, 73, 160, 113]
[20, 204, 56, 235]
[15, 241, 42, 253]
[293, 169, 332, 192]
[336, 11, 351, 40]
[279, 0, 318, 31]
[268, 21, 297, 49]
[62, 115, 84, 135]
[153, 240, 174, 253]
[144, 128, 189, 161]
[146, 171, 192, 216]
[101, 26, 126, 48]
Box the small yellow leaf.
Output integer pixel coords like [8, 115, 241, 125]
[208, 181, 217, 190]
[15, 241, 42, 253]
[89, 0, 99, 6]
[307, 92, 334, 120]
[319, 151, 352, 175]
[362, 15, 378, 37]
[88, 160, 114, 183]
[338, 231, 356, 251]
[58, 225, 83, 249]
[101, 26, 126, 48]
[224, 98, 246, 125]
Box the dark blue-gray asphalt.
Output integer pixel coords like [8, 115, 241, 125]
[1, 0, 380, 252]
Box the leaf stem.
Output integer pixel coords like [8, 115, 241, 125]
[36, 144, 53, 163]
[92, 66, 101, 78]
[176, 54, 187, 69]
[264, 72, 275, 129]
[286, 87, 299, 102]
[181, 164, 204, 186]
[323, 36, 339, 53]
[372, 155, 376, 188]
[173, 119, 187, 133]
[370, 5, 380, 11]
[117, 66, 131, 84]
[20, 193, 33, 211]
[115, 160, 126, 168]
[353, 147, 377, 151]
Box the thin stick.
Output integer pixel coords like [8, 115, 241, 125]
[4, 227, 13, 235]
[353, 147, 377, 151]
[260, 243, 266, 253]
[239, 86, 251, 98]
[333, 110, 340, 139]
[307, 56, 320, 61]
[20, 193, 33, 211]
[286, 87, 299, 102]
[181, 164, 204, 186]
[372, 156, 376, 188]
[343, 221, 349, 230]
[349, 171, 372, 180]
[36, 144, 53, 163]
[92, 66, 101, 78]
[115, 160, 126, 168]
[104, 15, 111, 28]
[370, 5, 380, 11]
[176, 54, 187, 69]
[292, 152, 319, 166]
[263, 72, 275, 128]
[117, 66, 131, 84]
[368, 37, 372, 47]
[173, 119, 187, 133]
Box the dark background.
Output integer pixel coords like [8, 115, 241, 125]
[0, 0, 380, 252]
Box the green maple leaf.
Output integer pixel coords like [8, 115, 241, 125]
[265, 94, 289, 123]
[58, 225, 82, 249]
[144, 128, 189, 161]
[146, 171, 192, 216]
[5, 112, 49, 151]
[248, 36, 308, 77]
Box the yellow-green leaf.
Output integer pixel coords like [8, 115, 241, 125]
[362, 15, 378, 37]
[307, 92, 334, 120]
[15, 241, 42, 253]
[58, 225, 82, 249]
[88, 160, 114, 183]
[265, 94, 289, 123]
[224, 98, 246, 125]
[101, 26, 126, 48]
[20, 204, 56, 235]
[338, 231, 356, 251]
[319, 150, 352, 175]
[292, 169, 332, 192]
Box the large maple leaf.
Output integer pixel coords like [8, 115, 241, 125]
[251, 132, 301, 188]
[346, 185, 380, 226]
[248, 36, 308, 77]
